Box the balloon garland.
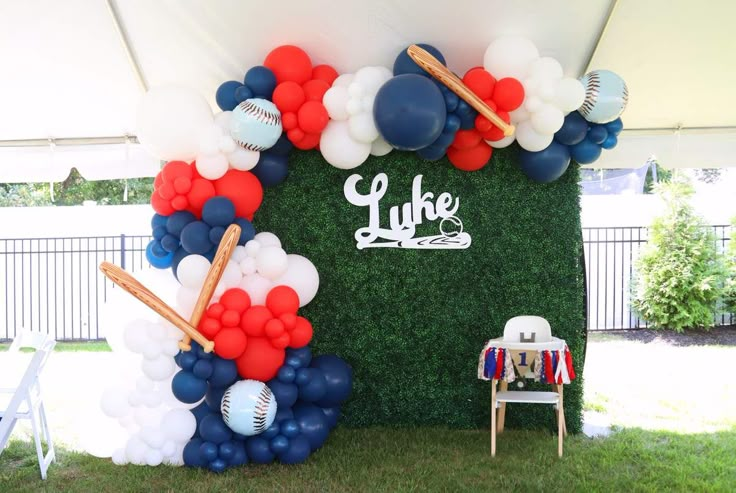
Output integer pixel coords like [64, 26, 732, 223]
[95, 36, 628, 472]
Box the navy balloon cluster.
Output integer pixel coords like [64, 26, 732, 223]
[146, 196, 255, 274]
[518, 112, 624, 183]
[178, 346, 353, 472]
[373, 44, 476, 159]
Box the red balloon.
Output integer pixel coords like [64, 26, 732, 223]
[186, 179, 216, 217]
[214, 328, 248, 360]
[287, 127, 305, 144]
[173, 176, 191, 195]
[293, 132, 320, 150]
[447, 142, 493, 171]
[264, 45, 313, 85]
[279, 313, 297, 331]
[493, 78, 525, 112]
[282, 111, 298, 131]
[297, 101, 329, 134]
[154, 173, 164, 189]
[480, 111, 510, 142]
[266, 286, 300, 316]
[161, 161, 192, 182]
[214, 170, 263, 220]
[463, 68, 496, 100]
[199, 317, 222, 339]
[221, 310, 240, 328]
[312, 64, 338, 85]
[475, 115, 492, 133]
[265, 319, 285, 339]
[206, 303, 225, 319]
[271, 333, 291, 350]
[219, 288, 251, 313]
[240, 306, 273, 337]
[158, 182, 176, 200]
[171, 196, 188, 211]
[289, 317, 313, 348]
[452, 129, 483, 150]
[235, 336, 285, 381]
[151, 192, 174, 216]
[273, 81, 306, 113]
[302, 79, 330, 102]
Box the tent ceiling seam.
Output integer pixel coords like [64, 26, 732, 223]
[105, 0, 148, 92]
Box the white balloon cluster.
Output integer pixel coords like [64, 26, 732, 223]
[176, 231, 320, 313]
[321, 67, 394, 169]
[483, 37, 585, 152]
[136, 86, 259, 180]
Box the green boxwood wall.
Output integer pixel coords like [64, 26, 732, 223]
[255, 147, 585, 432]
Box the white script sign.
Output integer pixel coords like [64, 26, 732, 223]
[343, 173, 471, 250]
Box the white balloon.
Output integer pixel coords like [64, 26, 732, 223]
[231, 245, 248, 263]
[348, 112, 379, 143]
[370, 136, 393, 156]
[195, 152, 229, 180]
[275, 254, 320, 307]
[142, 340, 162, 360]
[128, 390, 142, 407]
[320, 121, 371, 169]
[142, 355, 176, 381]
[361, 94, 375, 113]
[346, 99, 363, 116]
[239, 256, 257, 276]
[256, 246, 289, 280]
[101, 387, 131, 418]
[531, 104, 564, 135]
[244, 239, 261, 257]
[125, 436, 148, 465]
[554, 78, 586, 112]
[80, 414, 127, 458]
[220, 260, 243, 288]
[254, 232, 281, 248]
[112, 448, 128, 465]
[529, 57, 564, 81]
[333, 73, 355, 87]
[486, 135, 516, 149]
[148, 322, 167, 341]
[323, 86, 350, 121]
[176, 255, 211, 289]
[239, 274, 274, 305]
[218, 135, 236, 154]
[348, 82, 364, 98]
[136, 376, 154, 393]
[161, 440, 177, 457]
[483, 37, 539, 80]
[354, 66, 392, 94]
[123, 321, 149, 354]
[198, 124, 223, 155]
[161, 408, 197, 442]
[137, 86, 213, 161]
[164, 447, 185, 466]
[142, 391, 162, 408]
[161, 338, 181, 357]
[524, 96, 543, 114]
[515, 120, 554, 152]
[510, 107, 530, 123]
[141, 426, 166, 449]
[214, 111, 233, 132]
[228, 148, 260, 171]
[145, 449, 164, 467]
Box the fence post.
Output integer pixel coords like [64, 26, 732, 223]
[120, 233, 126, 270]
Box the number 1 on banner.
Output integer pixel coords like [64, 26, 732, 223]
[519, 352, 527, 367]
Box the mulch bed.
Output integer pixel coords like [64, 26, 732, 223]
[594, 325, 736, 347]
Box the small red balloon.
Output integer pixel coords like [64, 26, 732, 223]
[447, 142, 493, 171]
[273, 81, 306, 113]
[475, 115, 492, 133]
[235, 336, 285, 381]
[264, 45, 313, 85]
[186, 179, 216, 217]
[298, 101, 329, 134]
[279, 313, 297, 331]
[173, 176, 191, 195]
[293, 132, 320, 150]
[463, 68, 496, 100]
[158, 183, 176, 200]
[312, 64, 338, 85]
[265, 319, 285, 339]
[480, 111, 510, 142]
[221, 310, 240, 328]
[289, 317, 313, 348]
[302, 79, 330, 102]
[171, 195, 188, 211]
[199, 317, 222, 339]
[151, 192, 174, 216]
[214, 170, 263, 220]
[452, 129, 483, 150]
[161, 161, 192, 182]
[271, 332, 291, 349]
[493, 78, 525, 112]
[206, 303, 225, 319]
[282, 112, 298, 131]
[219, 288, 251, 313]
[266, 286, 300, 317]
[287, 127, 305, 144]
[240, 306, 273, 337]
[214, 328, 248, 360]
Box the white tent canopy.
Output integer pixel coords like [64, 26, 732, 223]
[0, 0, 734, 182]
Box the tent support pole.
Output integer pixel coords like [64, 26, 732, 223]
[105, 0, 148, 92]
[582, 0, 620, 75]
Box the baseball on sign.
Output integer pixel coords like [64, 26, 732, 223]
[221, 380, 278, 436]
[229, 98, 283, 151]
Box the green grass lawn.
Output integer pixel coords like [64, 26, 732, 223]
[0, 341, 111, 352]
[3, 427, 735, 492]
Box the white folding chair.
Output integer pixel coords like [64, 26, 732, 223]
[0, 331, 56, 479]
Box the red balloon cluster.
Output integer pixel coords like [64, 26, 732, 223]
[151, 162, 264, 221]
[199, 286, 313, 381]
[264, 45, 338, 150]
[151, 161, 216, 217]
[447, 68, 525, 171]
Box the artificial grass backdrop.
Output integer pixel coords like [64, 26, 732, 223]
[255, 147, 585, 432]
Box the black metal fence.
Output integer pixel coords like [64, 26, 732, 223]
[0, 227, 733, 341]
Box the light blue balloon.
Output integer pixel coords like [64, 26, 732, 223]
[578, 70, 629, 124]
[229, 98, 282, 151]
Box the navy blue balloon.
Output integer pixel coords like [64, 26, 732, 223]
[417, 144, 447, 161]
[601, 134, 618, 150]
[268, 380, 298, 409]
[146, 241, 173, 269]
[587, 125, 608, 145]
[252, 153, 289, 188]
[189, 402, 210, 433]
[555, 112, 589, 146]
[183, 438, 206, 467]
[312, 355, 354, 407]
[277, 365, 296, 383]
[321, 406, 341, 429]
[171, 247, 189, 277]
[270, 435, 290, 455]
[175, 350, 198, 371]
[151, 213, 167, 229]
[275, 407, 294, 422]
[205, 386, 227, 412]
[570, 138, 603, 165]
[269, 134, 293, 156]
[245, 437, 275, 464]
[280, 419, 300, 438]
[234, 218, 256, 244]
[216, 81, 242, 111]
[279, 435, 312, 464]
[199, 441, 219, 462]
[209, 226, 226, 245]
[518, 141, 572, 183]
[196, 343, 214, 360]
[180, 221, 213, 254]
[443, 92, 459, 113]
[298, 369, 328, 402]
[152, 225, 167, 241]
[160, 234, 179, 253]
[393, 43, 446, 76]
[228, 442, 248, 466]
[172, 370, 207, 403]
[209, 357, 239, 387]
[286, 347, 312, 369]
[234, 85, 253, 104]
[166, 211, 196, 236]
[293, 403, 330, 450]
[261, 422, 280, 440]
[209, 458, 227, 473]
[218, 441, 236, 460]
[444, 114, 461, 134]
[202, 197, 236, 227]
[374, 74, 446, 151]
[200, 414, 232, 445]
[455, 100, 477, 129]
[245, 66, 277, 99]
[605, 118, 624, 136]
[193, 359, 214, 380]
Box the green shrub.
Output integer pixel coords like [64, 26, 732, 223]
[632, 178, 727, 331]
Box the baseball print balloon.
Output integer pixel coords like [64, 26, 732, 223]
[221, 380, 277, 436]
[578, 70, 629, 124]
[230, 98, 282, 151]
